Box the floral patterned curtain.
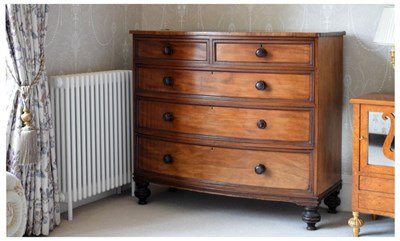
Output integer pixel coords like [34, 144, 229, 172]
[5, 4, 60, 236]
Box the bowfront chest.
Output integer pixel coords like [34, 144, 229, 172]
[130, 30, 345, 230]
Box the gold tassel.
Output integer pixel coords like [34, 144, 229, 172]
[16, 107, 38, 165]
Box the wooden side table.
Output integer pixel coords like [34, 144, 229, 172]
[348, 93, 395, 237]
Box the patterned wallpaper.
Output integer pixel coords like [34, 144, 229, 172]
[45, 4, 141, 76]
[45, 4, 394, 176]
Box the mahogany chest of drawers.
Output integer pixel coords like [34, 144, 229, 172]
[130, 30, 345, 230]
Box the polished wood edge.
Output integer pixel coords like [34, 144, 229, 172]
[350, 92, 394, 106]
[130, 30, 346, 37]
[316, 180, 343, 199]
[133, 172, 320, 207]
[136, 94, 315, 110]
[136, 91, 315, 108]
[134, 61, 315, 72]
[356, 189, 394, 199]
[358, 172, 394, 179]
[133, 168, 342, 206]
[136, 132, 314, 152]
[136, 129, 314, 150]
[351, 209, 395, 218]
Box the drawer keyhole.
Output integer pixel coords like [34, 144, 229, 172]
[163, 45, 173, 55]
[163, 112, 174, 122]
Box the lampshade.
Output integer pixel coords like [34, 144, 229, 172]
[373, 6, 395, 45]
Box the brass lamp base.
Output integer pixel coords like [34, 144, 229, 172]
[390, 46, 395, 68]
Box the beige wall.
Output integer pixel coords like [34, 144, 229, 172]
[45, 4, 394, 178]
[45, 4, 141, 76]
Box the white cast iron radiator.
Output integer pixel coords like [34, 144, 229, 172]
[49, 70, 132, 221]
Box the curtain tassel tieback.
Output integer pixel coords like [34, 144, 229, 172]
[14, 85, 39, 166]
[18, 107, 38, 165]
[7, 52, 44, 166]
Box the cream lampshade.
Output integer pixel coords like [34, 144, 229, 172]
[373, 5, 395, 67]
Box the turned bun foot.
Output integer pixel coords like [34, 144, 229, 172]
[324, 189, 341, 214]
[302, 206, 321, 231]
[134, 179, 151, 205]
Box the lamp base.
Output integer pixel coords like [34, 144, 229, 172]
[390, 46, 395, 68]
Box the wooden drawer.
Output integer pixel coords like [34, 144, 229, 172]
[215, 41, 313, 65]
[358, 193, 394, 214]
[359, 176, 394, 194]
[138, 67, 312, 102]
[136, 39, 208, 61]
[138, 137, 310, 190]
[138, 100, 312, 143]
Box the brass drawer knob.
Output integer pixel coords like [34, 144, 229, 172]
[255, 164, 266, 174]
[163, 76, 174, 86]
[255, 80, 267, 91]
[163, 112, 174, 122]
[255, 47, 268, 58]
[256, 119, 267, 129]
[163, 45, 173, 55]
[163, 154, 173, 164]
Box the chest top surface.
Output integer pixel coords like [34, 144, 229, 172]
[129, 30, 346, 37]
[350, 92, 394, 106]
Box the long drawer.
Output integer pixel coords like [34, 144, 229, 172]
[138, 100, 312, 143]
[138, 67, 312, 102]
[137, 137, 310, 190]
[214, 41, 313, 65]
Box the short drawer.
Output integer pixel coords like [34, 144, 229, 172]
[359, 176, 394, 194]
[137, 137, 310, 190]
[136, 39, 208, 61]
[358, 193, 394, 214]
[215, 41, 313, 65]
[138, 100, 312, 144]
[138, 67, 312, 102]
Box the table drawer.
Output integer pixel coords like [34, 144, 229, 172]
[136, 39, 208, 61]
[138, 137, 310, 190]
[138, 67, 312, 102]
[359, 176, 394, 194]
[358, 193, 394, 214]
[138, 100, 312, 143]
[215, 41, 313, 65]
